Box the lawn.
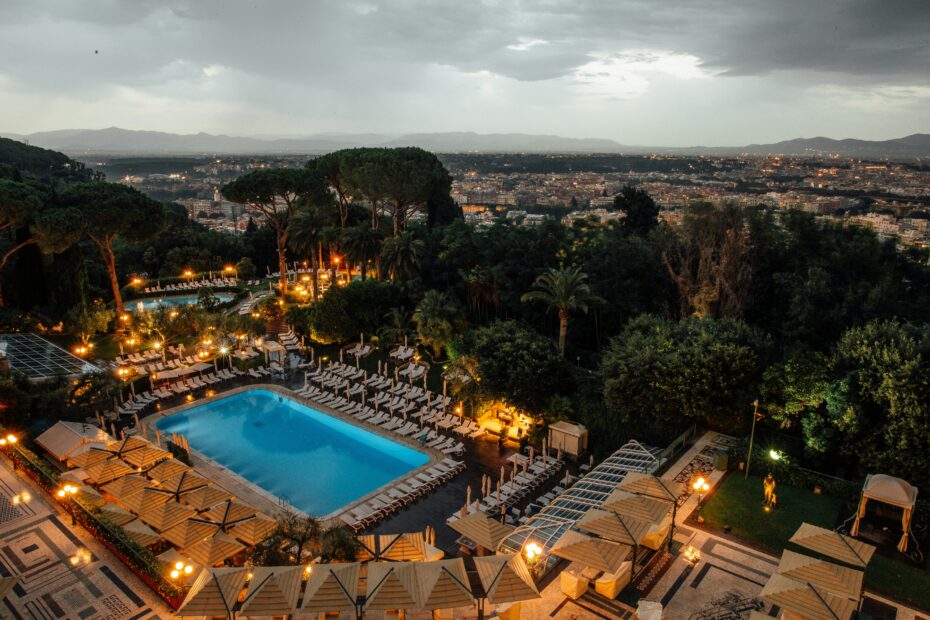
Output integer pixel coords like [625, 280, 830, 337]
[698, 473, 930, 612]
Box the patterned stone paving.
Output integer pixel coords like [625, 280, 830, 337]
[0, 460, 169, 619]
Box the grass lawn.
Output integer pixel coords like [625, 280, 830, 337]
[698, 473, 930, 612]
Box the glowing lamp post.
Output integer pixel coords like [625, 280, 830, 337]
[56, 484, 79, 524]
[0, 433, 17, 446]
[692, 477, 710, 508]
[169, 560, 195, 581]
[523, 541, 542, 568]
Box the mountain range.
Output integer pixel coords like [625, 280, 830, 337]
[2, 127, 929, 159]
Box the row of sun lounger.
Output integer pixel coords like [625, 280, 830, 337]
[238, 292, 269, 315]
[339, 458, 465, 532]
[295, 384, 469, 456]
[476, 457, 564, 513]
[143, 278, 237, 293]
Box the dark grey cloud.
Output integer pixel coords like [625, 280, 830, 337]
[0, 0, 927, 143]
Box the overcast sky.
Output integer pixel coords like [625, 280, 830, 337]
[1, 0, 928, 146]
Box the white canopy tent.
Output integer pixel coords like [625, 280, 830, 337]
[850, 473, 918, 553]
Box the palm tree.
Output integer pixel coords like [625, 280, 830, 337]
[521, 265, 603, 355]
[289, 209, 324, 301]
[341, 223, 384, 280]
[321, 225, 342, 281]
[379, 307, 413, 345]
[381, 231, 424, 282]
[413, 290, 459, 358]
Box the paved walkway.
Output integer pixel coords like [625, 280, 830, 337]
[0, 459, 172, 619]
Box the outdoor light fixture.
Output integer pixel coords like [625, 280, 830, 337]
[224, 265, 234, 272]
[523, 541, 542, 565]
[153, 342, 162, 350]
[183, 269, 193, 277]
[769, 449, 782, 461]
[0, 433, 16, 446]
[131, 277, 143, 285]
[56, 484, 78, 498]
[169, 311, 179, 318]
[692, 477, 710, 507]
[119, 314, 129, 322]
[73, 345, 88, 356]
[219, 347, 228, 354]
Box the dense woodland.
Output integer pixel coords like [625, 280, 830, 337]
[2, 137, 930, 492]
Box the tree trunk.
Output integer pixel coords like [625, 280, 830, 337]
[0, 237, 38, 306]
[370, 200, 379, 230]
[558, 309, 569, 356]
[277, 234, 288, 296]
[94, 236, 124, 314]
[310, 251, 319, 302]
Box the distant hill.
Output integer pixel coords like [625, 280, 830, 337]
[663, 134, 930, 159]
[0, 136, 95, 181]
[1, 127, 928, 159]
[0, 127, 624, 155]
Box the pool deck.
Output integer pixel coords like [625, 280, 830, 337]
[142, 383, 446, 522]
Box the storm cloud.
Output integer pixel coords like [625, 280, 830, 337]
[1, 0, 927, 145]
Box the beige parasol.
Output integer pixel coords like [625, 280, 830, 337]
[180, 485, 233, 511]
[448, 512, 515, 551]
[238, 566, 303, 617]
[122, 519, 162, 547]
[473, 553, 540, 604]
[176, 567, 249, 617]
[137, 501, 196, 533]
[415, 558, 475, 610]
[98, 502, 136, 526]
[551, 530, 632, 574]
[119, 488, 171, 515]
[760, 572, 856, 620]
[300, 562, 361, 613]
[145, 458, 192, 483]
[184, 532, 245, 566]
[228, 512, 277, 546]
[84, 459, 136, 485]
[121, 446, 171, 470]
[788, 523, 876, 568]
[776, 550, 864, 601]
[101, 474, 148, 501]
[364, 561, 420, 611]
[162, 519, 219, 549]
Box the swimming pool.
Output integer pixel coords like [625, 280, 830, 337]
[155, 389, 430, 515]
[131, 293, 234, 312]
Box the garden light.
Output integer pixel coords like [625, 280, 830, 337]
[769, 449, 782, 461]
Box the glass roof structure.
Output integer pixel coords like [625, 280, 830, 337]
[0, 333, 100, 380]
[499, 439, 661, 575]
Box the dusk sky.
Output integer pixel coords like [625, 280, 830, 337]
[2, 0, 928, 146]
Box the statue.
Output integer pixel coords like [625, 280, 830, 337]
[763, 473, 777, 508]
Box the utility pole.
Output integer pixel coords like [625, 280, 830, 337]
[745, 400, 761, 479]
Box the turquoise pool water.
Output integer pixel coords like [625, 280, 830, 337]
[155, 389, 429, 515]
[131, 293, 234, 312]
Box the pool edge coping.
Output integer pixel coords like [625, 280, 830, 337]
[142, 383, 445, 523]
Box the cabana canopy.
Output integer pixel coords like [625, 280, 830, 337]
[239, 566, 302, 616]
[850, 473, 918, 553]
[789, 523, 875, 568]
[448, 512, 515, 551]
[551, 530, 631, 574]
[177, 567, 249, 617]
[364, 562, 420, 610]
[776, 550, 864, 601]
[415, 558, 475, 610]
[760, 573, 856, 620]
[35, 421, 111, 461]
[300, 562, 360, 613]
[473, 553, 540, 604]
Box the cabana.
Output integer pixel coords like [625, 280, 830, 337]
[547, 421, 588, 458]
[850, 473, 918, 553]
[35, 421, 111, 462]
[300, 562, 360, 616]
[262, 340, 286, 364]
[552, 530, 632, 599]
[177, 567, 249, 618]
[576, 509, 652, 578]
[238, 566, 302, 617]
[601, 490, 672, 551]
[789, 523, 876, 569]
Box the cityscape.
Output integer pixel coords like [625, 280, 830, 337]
[0, 1, 928, 619]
